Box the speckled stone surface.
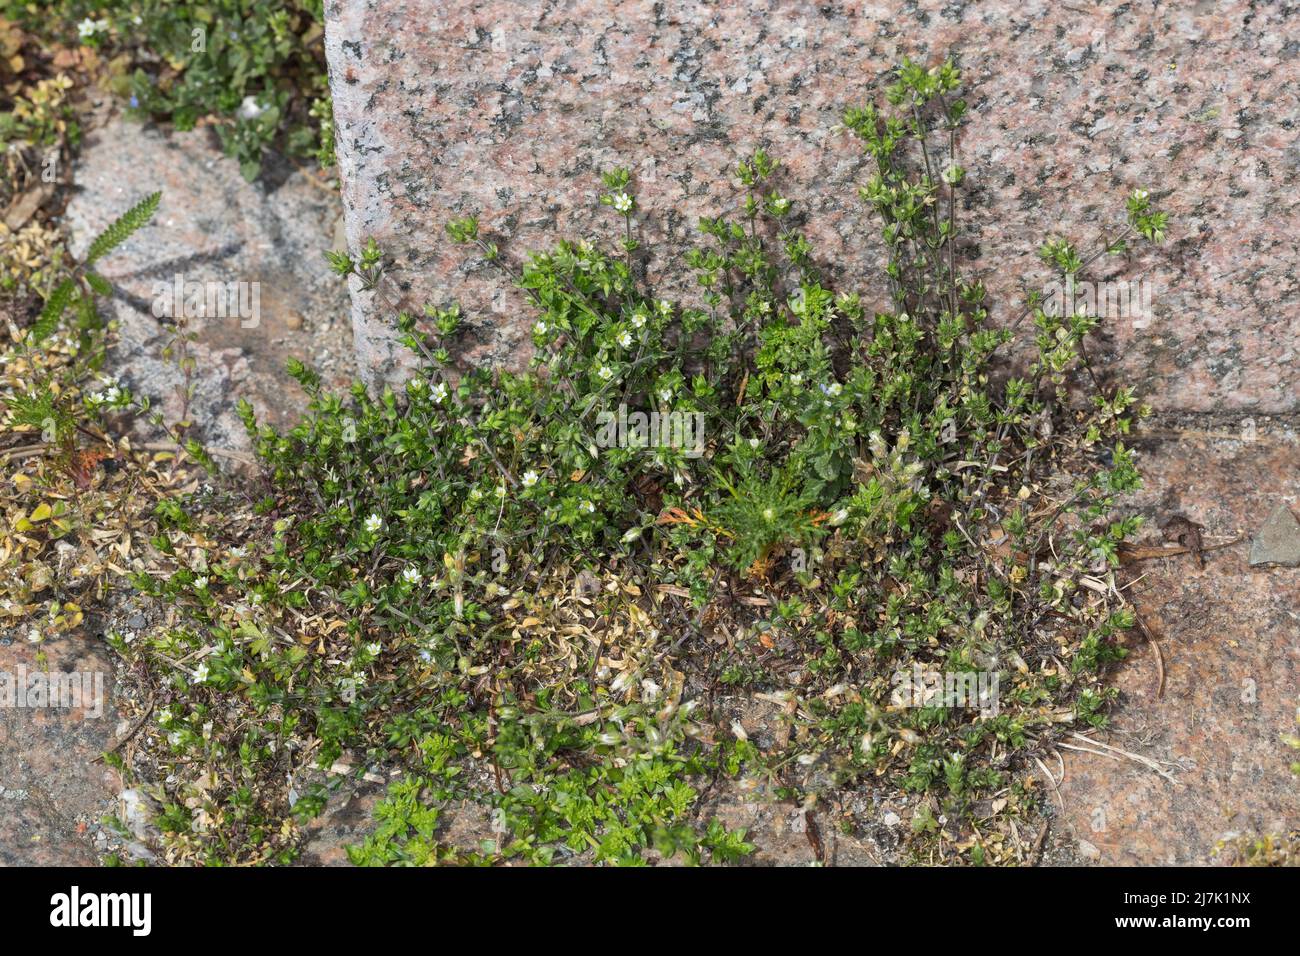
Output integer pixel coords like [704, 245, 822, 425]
[326, 0, 1298, 411]
[64, 116, 355, 452]
[1054, 418, 1299, 865]
[0, 636, 116, 866]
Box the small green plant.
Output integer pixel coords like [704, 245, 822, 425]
[2, 0, 329, 179]
[113, 56, 1170, 865]
[5, 191, 159, 458]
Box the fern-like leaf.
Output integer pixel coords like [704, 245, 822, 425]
[29, 278, 75, 345]
[85, 190, 161, 266]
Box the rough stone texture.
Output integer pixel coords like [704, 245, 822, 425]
[64, 116, 355, 452]
[1053, 418, 1299, 865]
[327, 0, 1298, 411]
[1250, 502, 1300, 567]
[0, 636, 117, 866]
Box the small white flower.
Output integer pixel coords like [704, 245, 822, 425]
[824, 382, 843, 397]
[829, 508, 849, 527]
[193, 576, 209, 590]
[366, 642, 382, 657]
[790, 373, 803, 386]
[534, 320, 548, 335]
[363, 513, 383, 534]
[401, 566, 422, 585]
[762, 507, 775, 522]
[657, 299, 672, 316]
[192, 663, 209, 683]
[1132, 188, 1149, 202]
[597, 365, 614, 381]
[237, 96, 267, 121]
[495, 484, 506, 498]
[522, 470, 540, 488]
[617, 330, 633, 348]
[631, 312, 647, 329]
[77, 18, 97, 38]
[611, 192, 633, 213]
[658, 388, 672, 403]
[407, 377, 425, 391]
[431, 382, 449, 404]
[103, 385, 121, 402]
[580, 499, 595, 513]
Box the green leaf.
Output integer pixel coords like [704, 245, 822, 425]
[84, 272, 113, 297]
[29, 278, 75, 345]
[85, 191, 161, 266]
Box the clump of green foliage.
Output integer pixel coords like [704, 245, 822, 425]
[1, 0, 330, 179]
[116, 57, 1169, 865]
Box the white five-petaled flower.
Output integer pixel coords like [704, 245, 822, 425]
[521, 470, 540, 488]
[611, 192, 633, 213]
[363, 513, 383, 534]
[580, 499, 595, 513]
[431, 382, 449, 404]
[657, 299, 672, 315]
[366, 642, 382, 657]
[597, 365, 614, 381]
[658, 388, 672, 403]
[823, 382, 843, 397]
[534, 320, 548, 335]
[401, 566, 422, 585]
[192, 663, 209, 684]
[407, 377, 424, 391]
[193, 576, 209, 590]
[631, 312, 646, 329]
[77, 18, 97, 38]
[617, 330, 633, 348]
[1132, 188, 1149, 202]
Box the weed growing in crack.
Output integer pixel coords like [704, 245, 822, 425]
[115, 57, 1170, 865]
